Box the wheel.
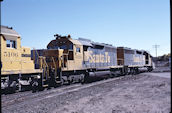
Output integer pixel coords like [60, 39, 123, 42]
[83, 73, 89, 83]
[80, 75, 85, 84]
[60, 78, 64, 86]
[109, 72, 114, 78]
[19, 84, 25, 92]
[67, 80, 71, 85]
[31, 81, 39, 92]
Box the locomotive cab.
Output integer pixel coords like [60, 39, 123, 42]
[0, 26, 35, 73]
[143, 51, 153, 71]
[47, 34, 83, 71]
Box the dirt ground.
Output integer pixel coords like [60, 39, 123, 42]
[2, 69, 171, 113]
[53, 72, 171, 113]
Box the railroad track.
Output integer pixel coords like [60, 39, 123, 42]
[1, 74, 140, 108]
[1, 84, 82, 107]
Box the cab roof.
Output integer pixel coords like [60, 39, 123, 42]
[0, 25, 20, 40]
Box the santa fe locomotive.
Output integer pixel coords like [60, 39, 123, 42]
[0, 26, 154, 92]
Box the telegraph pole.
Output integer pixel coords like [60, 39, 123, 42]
[153, 44, 160, 67]
[153, 44, 160, 58]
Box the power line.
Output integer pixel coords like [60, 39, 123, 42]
[153, 44, 160, 57]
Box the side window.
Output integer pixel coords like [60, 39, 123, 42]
[6, 40, 16, 48]
[6, 40, 11, 47]
[69, 44, 73, 50]
[76, 47, 80, 52]
[11, 40, 16, 48]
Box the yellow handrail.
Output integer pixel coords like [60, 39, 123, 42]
[43, 57, 49, 78]
[52, 57, 58, 80]
[32, 48, 50, 79]
[32, 48, 40, 64]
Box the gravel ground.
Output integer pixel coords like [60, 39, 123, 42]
[153, 66, 171, 72]
[2, 71, 171, 113]
[1, 84, 83, 107]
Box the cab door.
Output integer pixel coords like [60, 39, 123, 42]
[73, 44, 83, 69]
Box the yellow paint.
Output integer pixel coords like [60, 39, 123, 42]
[62, 44, 83, 70]
[1, 35, 39, 75]
[58, 49, 63, 68]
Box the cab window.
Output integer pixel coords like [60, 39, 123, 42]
[76, 47, 80, 52]
[6, 40, 11, 47]
[6, 40, 16, 49]
[60, 45, 67, 49]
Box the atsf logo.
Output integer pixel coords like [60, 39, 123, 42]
[87, 51, 110, 63]
[133, 55, 145, 62]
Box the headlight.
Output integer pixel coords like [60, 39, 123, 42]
[37, 75, 41, 79]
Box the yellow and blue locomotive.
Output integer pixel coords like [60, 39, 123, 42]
[32, 34, 153, 86]
[1, 26, 154, 92]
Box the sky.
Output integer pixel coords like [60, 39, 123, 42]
[1, 0, 170, 57]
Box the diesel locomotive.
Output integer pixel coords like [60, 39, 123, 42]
[1, 26, 42, 91]
[1, 26, 154, 92]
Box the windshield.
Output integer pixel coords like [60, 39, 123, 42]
[48, 43, 73, 50]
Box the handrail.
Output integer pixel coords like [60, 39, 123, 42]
[43, 57, 49, 78]
[32, 48, 40, 64]
[52, 57, 59, 83]
[32, 48, 50, 80]
[52, 57, 57, 70]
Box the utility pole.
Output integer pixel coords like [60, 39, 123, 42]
[153, 44, 160, 58]
[153, 44, 160, 67]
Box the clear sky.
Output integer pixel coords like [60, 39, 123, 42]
[1, 0, 170, 57]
